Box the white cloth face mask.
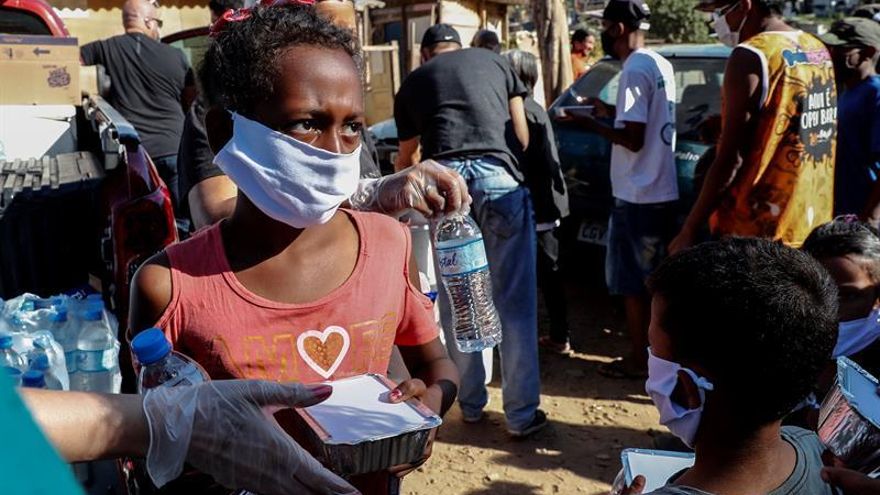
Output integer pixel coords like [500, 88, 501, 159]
[214, 112, 362, 229]
[835, 307, 880, 358]
[712, 2, 746, 48]
[645, 348, 715, 448]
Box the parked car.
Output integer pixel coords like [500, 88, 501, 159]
[369, 118, 399, 175]
[549, 43, 731, 246]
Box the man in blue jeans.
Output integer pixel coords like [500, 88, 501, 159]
[394, 24, 546, 437]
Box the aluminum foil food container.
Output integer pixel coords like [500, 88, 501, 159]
[818, 357, 880, 475]
[295, 373, 442, 476]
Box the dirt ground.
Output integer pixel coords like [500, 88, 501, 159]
[406, 260, 666, 495]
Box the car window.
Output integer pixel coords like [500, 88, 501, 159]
[168, 34, 210, 70]
[567, 61, 622, 106]
[0, 7, 52, 35]
[563, 56, 726, 141]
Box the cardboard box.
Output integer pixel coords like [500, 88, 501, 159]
[0, 35, 80, 106]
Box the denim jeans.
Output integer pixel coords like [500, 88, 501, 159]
[437, 156, 540, 431]
[152, 153, 180, 210]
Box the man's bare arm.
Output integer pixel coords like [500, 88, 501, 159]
[395, 137, 421, 172]
[188, 175, 238, 229]
[669, 48, 763, 253]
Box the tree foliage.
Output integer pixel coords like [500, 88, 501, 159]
[649, 0, 713, 43]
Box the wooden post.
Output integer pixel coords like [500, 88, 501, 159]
[401, 4, 411, 73]
[533, 0, 573, 104]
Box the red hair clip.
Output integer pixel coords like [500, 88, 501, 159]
[209, 0, 317, 37]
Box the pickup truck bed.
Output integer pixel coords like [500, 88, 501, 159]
[0, 151, 104, 298]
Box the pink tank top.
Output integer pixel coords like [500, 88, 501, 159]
[154, 210, 437, 383]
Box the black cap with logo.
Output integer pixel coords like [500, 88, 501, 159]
[603, 0, 651, 30]
[821, 17, 880, 49]
[421, 24, 462, 48]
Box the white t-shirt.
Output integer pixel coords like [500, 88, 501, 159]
[610, 48, 679, 204]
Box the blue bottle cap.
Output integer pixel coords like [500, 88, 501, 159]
[82, 308, 103, 321]
[21, 370, 46, 388]
[30, 354, 50, 371]
[131, 328, 172, 366]
[0, 334, 13, 349]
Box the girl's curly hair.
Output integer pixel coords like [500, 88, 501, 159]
[200, 3, 361, 115]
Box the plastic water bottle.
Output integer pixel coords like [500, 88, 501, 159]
[434, 214, 502, 353]
[50, 308, 77, 375]
[132, 328, 209, 392]
[0, 334, 25, 371]
[29, 354, 63, 390]
[21, 370, 47, 389]
[71, 308, 120, 393]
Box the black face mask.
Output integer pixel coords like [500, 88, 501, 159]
[601, 30, 618, 59]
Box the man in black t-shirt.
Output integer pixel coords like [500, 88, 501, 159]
[80, 0, 195, 208]
[394, 24, 547, 438]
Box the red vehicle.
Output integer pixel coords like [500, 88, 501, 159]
[0, 0, 177, 344]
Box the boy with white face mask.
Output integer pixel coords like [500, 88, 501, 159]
[670, 0, 837, 253]
[624, 238, 838, 495]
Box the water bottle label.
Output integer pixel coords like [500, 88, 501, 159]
[437, 238, 489, 276]
[77, 349, 118, 372]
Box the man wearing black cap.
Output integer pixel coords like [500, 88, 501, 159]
[669, 0, 836, 251]
[821, 18, 880, 223]
[394, 24, 546, 437]
[558, 0, 678, 380]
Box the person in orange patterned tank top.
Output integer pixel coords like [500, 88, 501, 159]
[670, 0, 836, 252]
[128, 4, 459, 494]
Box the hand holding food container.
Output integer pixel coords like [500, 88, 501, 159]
[293, 374, 442, 478]
[143, 378, 358, 495]
[818, 357, 880, 476]
[610, 448, 695, 495]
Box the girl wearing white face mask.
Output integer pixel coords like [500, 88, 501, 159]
[803, 218, 880, 391]
[129, 4, 459, 494]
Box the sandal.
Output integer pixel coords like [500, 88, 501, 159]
[538, 335, 572, 355]
[598, 358, 648, 379]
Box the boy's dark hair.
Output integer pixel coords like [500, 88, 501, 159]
[648, 238, 837, 429]
[803, 218, 880, 283]
[505, 49, 539, 92]
[572, 28, 591, 43]
[200, 4, 360, 115]
[208, 0, 243, 17]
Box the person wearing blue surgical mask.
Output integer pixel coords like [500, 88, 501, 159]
[620, 238, 837, 495]
[803, 218, 880, 389]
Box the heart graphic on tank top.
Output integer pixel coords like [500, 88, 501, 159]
[296, 326, 351, 379]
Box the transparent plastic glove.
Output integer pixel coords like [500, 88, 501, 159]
[143, 380, 359, 495]
[349, 159, 471, 218]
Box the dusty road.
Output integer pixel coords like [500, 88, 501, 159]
[407, 266, 666, 495]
